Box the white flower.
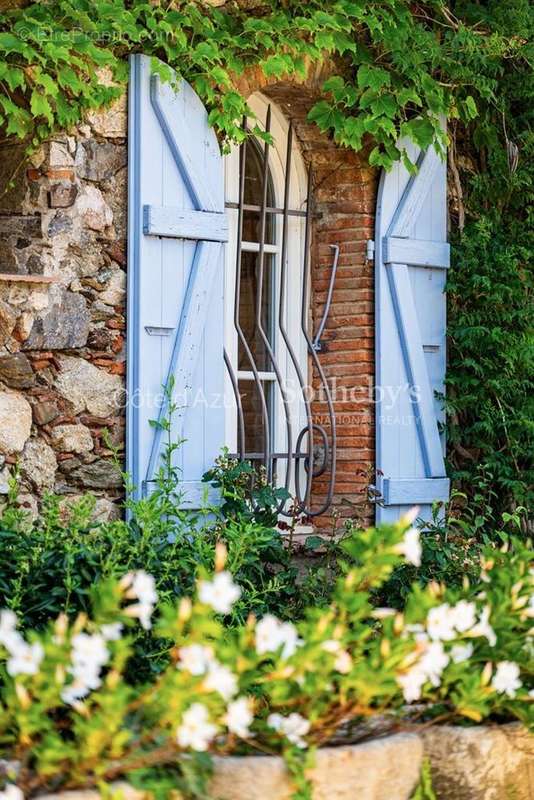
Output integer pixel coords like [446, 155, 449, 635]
[525, 595, 534, 618]
[6, 641, 44, 677]
[176, 703, 217, 751]
[204, 661, 238, 701]
[101, 623, 123, 641]
[420, 641, 449, 686]
[225, 697, 254, 738]
[178, 644, 215, 676]
[61, 674, 94, 705]
[426, 601, 477, 642]
[267, 712, 310, 749]
[124, 602, 154, 630]
[491, 661, 522, 698]
[469, 606, 497, 647]
[198, 572, 241, 615]
[397, 667, 427, 703]
[427, 604, 457, 641]
[0, 785, 24, 800]
[322, 640, 352, 674]
[71, 633, 108, 669]
[126, 571, 158, 606]
[397, 641, 449, 703]
[397, 527, 422, 567]
[122, 571, 158, 630]
[450, 601, 477, 633]
[450, 643, 474, 664]
[61, 632, 110, 706]
[256, 615, 301, 659]
[0, 610, 23, 654]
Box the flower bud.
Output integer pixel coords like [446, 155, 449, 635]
[215, 542, 227, 572]
[15, 682, 31, 709]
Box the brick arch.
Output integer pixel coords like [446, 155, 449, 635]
[235, 68, 379, 529]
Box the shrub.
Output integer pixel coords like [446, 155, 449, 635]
[0, 515, 531, 799]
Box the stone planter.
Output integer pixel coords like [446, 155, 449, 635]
[36, 724, 533, 800]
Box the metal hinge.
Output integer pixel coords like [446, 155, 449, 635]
[366, 239, 375, 261]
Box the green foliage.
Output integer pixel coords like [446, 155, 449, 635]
[445, 0, 533, 523]
[411, 759, 437, 800]
[0, 0, 529, 170]
[375, 498, 528, 609]
[0, 517, 531, 799]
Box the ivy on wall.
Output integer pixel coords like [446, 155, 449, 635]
[0, 0, 527, 169]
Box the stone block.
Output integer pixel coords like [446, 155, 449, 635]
[76, 185, 113, 231]
[0, 299, 18, 347]
[99, 270, 126, 307]
[54, 356, 123, 417]
[0, 353, 35, 389]
[69, 458, 123, 489]
[20, 438, 58, 491]
[23, 290, 90, 350]
[48, 183, 78, 209]
[74, 139, 127, 182]
[32, 400, 59, 426]
[0, 390, 32, 453]
[51, 424, 94, 454]
[421, 723, 534, 800]
[210, 734, 423, 800]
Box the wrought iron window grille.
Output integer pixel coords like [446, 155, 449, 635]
[223, 108, 337, 517]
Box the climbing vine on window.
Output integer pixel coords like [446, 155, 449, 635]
[0, 0, 528, 169]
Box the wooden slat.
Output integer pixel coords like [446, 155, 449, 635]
[383, 237, 450, 268]
[389, 148, 441, 238]
[386, 261, 446, 478]
[383, 477, 450, 505]
[145, 239, 224, 484]
[144, 205, 228, 241]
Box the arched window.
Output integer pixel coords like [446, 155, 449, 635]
[224, 93, 309, 498]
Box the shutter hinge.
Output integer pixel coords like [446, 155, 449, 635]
[366, 239, 375, 261]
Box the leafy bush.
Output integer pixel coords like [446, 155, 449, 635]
[0, 515, 531, 799]
[0, 466, 300, 679]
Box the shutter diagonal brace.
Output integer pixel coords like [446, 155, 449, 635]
[143, 75, 226, 490]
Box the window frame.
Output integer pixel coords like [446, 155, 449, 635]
[223, 92, 310, 486]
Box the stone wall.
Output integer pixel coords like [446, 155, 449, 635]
[0, 93, 128, 519]
[0, 70, 378, 529]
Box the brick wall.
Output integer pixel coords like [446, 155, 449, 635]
[250, 71, 379, 531]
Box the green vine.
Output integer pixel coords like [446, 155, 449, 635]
[0, 0, 529, 168]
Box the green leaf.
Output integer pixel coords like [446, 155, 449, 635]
[465, 95, 478, 120]
[357, 64, 390, 91]
[30, 90, 53, 125]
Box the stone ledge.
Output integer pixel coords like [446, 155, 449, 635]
[33, 724, 534, 800]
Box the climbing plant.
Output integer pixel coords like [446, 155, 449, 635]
[0, 0, 529, 169]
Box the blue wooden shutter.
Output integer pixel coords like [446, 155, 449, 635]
[375, 139, 450, 523]
[127, 55, 227, 504]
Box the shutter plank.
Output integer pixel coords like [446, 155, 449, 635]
[386, 262, 446, 478]
[390, 148, 441, 238]
[384, 478, 450, 505]
[144, 206, 228, 241]
[383, 237, 449, 268]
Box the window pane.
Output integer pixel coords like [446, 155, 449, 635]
[243, 138, 274, 244]
[238, 379, 273, 456]
[238, 252, 274, 372]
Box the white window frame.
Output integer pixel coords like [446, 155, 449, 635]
[223, 92, 310, 488]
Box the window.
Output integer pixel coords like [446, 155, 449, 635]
[224, 94, 309, 499]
